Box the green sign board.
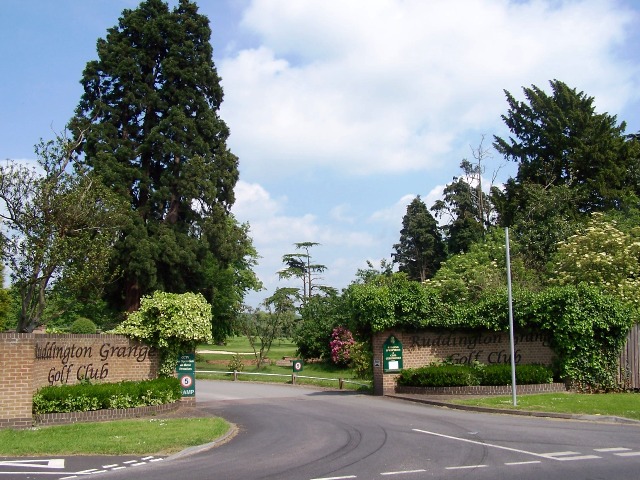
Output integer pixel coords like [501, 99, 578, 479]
[292, 359, 304, 372]
[176, 353, 196, 397]
[383, 335, 403, 373]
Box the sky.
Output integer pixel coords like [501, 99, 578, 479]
[2, 0, 640, 306]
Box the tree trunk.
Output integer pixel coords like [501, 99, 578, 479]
[124, 278, 141, 312]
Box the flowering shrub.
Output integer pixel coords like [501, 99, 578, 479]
[330, 327, 355, 366]
[111, 291, 213, 376]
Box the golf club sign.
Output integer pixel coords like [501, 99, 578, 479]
[383, 335, 403, 373]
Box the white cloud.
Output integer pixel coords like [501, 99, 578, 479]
[233, 179, 380, 303]
[370, 194, 416, 225]
[219, 0, 639, 180]
[330, 204, 355, 224]
[220, 0, 640, 304]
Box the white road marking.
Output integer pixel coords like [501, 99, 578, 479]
[594, 447, 631, 452]
[0, 474, 77, 476]
[505, 461, 541, 465]
[414, 428, 608, 463]
[310, 476, 357, 480]
[0, 459, 65, 469]
[614, 451, 640, 457]
[540, 451, 601, 461]
[414, 429, 556, 460]
[381, 469, 426, 475]
[445, 465, 487, 470]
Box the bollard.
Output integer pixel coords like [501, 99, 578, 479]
[339, 378, 344, 390]
[233, 370, 238, 381]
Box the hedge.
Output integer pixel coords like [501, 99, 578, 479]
[397, 363, 553, 388]
[33, 377, 181, 414]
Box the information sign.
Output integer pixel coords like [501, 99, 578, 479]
[383, 335, 403, 373]
[176, 353, 196, 397]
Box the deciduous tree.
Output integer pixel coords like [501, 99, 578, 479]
[431, 139, 496, 254]
[238, 288, 297, 368]
[549, 212, 640, 308]
[0, 135, 127, 332]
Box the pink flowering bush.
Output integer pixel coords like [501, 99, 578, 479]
[330, 326, 355, 366]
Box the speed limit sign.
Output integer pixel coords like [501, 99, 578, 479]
[292, 359, 303, 372]
[181, 375, 193, 388]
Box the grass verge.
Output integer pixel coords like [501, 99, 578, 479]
[452, 392, 640, 420]
[0, 417, 230, 456]
[196, 337, 372, 392]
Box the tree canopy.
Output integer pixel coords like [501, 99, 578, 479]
[494, 79, 637, 213]
[0, 135, 128, 332]
[278, 242, 334, 303]
[392, 196, 445, 281]
[549, 213, 640, 308]
[68, 0, 257, 336]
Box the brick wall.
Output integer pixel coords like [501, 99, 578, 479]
[32, 334, 158, 388]
[0, 333, 160, 429]
[372, 329, 556, 395]
[0, 334, 35, 429]
[34, 402, 181, 427]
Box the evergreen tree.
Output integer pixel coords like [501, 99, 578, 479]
[69, 0, 255, 334]
[392, 196, 445, 282]
[494, 79, 637, 212]
[492, 80, 640, 270]
[278, 242, 335, 304]
[431, 173, 486, 254]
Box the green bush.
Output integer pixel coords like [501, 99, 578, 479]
[33, 377, 181, 414]
[350, 341, 373, 380]
[397, 363, 554, 388]
[111, 291, 213, 376]
[227, 354, 245, 372]
[398, 364, 479, 387]
[478, 364, 553, 385]
[69, 317, 97, 334]
[350, 279, 634, 391]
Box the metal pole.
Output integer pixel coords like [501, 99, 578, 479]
[506, 227, 517, 406]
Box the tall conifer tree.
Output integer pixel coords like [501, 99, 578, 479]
[69, 0, 253, 329]
[392, 196, 445, 282]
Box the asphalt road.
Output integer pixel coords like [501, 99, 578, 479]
[2, 381, 640, 480]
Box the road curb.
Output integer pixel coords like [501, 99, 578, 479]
[167, 423, 239, 460]
[387, 394, 640, 425]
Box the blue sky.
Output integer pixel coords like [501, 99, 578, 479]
[2, 0, 640, 306]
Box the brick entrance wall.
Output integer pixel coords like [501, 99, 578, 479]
[0, 333, 160, 429]
[0, 334, 34, 429]
[372, 329, 556, 396]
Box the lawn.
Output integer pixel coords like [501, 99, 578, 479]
[452, 392, 640, 420]
[0, 417, 230, 456]
[196, 336, 371, 391]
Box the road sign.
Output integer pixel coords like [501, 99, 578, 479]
[176, 353, 196, 397]
[292, 359, 303, 372]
